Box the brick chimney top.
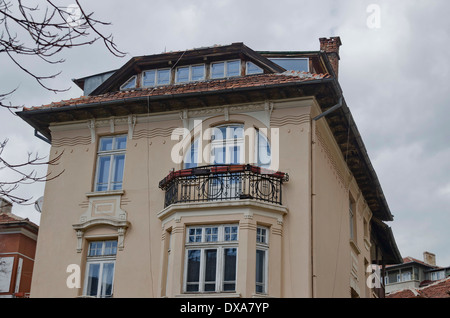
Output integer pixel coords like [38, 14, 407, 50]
[319, 36, 342, 78]
[0, 197, 12, 214]
[423, 251, 436, 266]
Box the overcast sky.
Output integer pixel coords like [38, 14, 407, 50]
[1, 0, 449, 266]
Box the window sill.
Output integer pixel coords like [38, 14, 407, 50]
[349, 239, 361, 255]
[86, 190, 125, 197]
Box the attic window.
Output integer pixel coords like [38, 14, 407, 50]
[176, 64, 205, 83]
[211, 60, 240, 79]
[246, 62, 263, 75]
[120, 76, 137, 90]
[269, 58, 309, 72]
[143, 68, 171, 87]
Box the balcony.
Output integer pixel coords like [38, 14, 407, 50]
[159, 165, 289, 208]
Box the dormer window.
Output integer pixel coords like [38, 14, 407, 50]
[211, 60, 240, 79]
[142, 68, 171, 87]
[246, 62, 264, 75]
[176, 64, 205, 83]
[120, 76, 137, 90]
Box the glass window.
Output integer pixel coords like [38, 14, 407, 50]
[256, 129, 271, 168]
[84, 240, 117, 298]
[227, 60, 240, 77]
[211, 62, 225, 79]
[246, 62, 264, 75]
[176, 66, 190, 83]
[256, 249, 266, 293]
[210, 125, 244, 165]
[95, 135, 127, 192]
[143, 70, 156, 87]
[184, 225, 238, 293]
[120, 76, 136, 90]
[191, 65, 205, 81]
[269, 58, 309, 72]
[157, 69, 171, 85]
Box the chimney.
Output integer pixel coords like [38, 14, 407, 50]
[0, 197, 12, 214]
[319, 36, 342, 78]
[423, 251, 436, 266]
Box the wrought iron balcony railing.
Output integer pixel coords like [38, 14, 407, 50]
[159, 165, 289, 208]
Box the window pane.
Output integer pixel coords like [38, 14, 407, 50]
[229, 126, 243, 139]
[223, 248, 237, 291]
[100, 262, 115, 297]
[212, 146, 225, 165]
[247, 62, 263, 75]
[176, 67, 189, 83]
[229, 145, 241, 164]
[187, 250, 201, 291]
[157, 69, 170, 85]
[211, 126, 227, 141]
[100, 137, 113, 151]
[257, 228, 267, 244]
[257, 131, 271, 166]
[191, 65, 205, 81]
[111, 154, 125, 190]
[256, 249, 266, 293]
[86, 263, 100, 296]
[143, 70, 156, 87]
[211, 62, 225, 79]
[269, 58, 309, 72]
[104, 241, 117, 256]
[96, 156, 111, 191]
[115, 136, 127, 150]
[204, 249, 217, 292]
[224, 226, 238, 241]
[189, 228, 202, 243]
[227, 60, 240, 77]
[121, 76, 136, 90]
[88, 242, 103, 256]
[184, 139, 199, 169]
[205, 227, 218, 242]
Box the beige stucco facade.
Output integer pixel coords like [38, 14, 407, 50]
[29, 96, 380, 298]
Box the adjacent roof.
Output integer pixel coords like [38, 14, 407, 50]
[387, 277, 450, 298]
[0, 210, 39, 233]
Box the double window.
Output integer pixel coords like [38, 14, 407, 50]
[184, 225, 238, 293]
[142, 68, 171, 87]
[211, 60, 241, 79]
[84, 240, 117, 298]
[95, 135, 127, 192]
[176, 64, 205, 83]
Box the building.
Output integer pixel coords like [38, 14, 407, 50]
[385, 252, 450, 294]
[17, 37, 402, 298]
[0, 197, 38, 298]
[386, 277, 450, 298]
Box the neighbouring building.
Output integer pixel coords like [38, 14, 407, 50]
[386, 277, 450, 298]
[17, 37, 402, 298]
[385, 252, 450, 294]
[0, 197, 38, 298]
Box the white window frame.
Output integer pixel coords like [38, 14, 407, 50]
[175, 64, 205, 83]
[142, 68, 172, 87]
[83, 240, 117, 298]
[210, 124, 244, 165]
[184, 224, 239, 293]
[256, 226, 269, 294]
[120, 75, 137, 90]
[210, 59, 241, 79]
[94, 135, 127, 192]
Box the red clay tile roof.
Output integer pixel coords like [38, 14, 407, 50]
[0, 211, 38, 229]
[23, 71, 331, 111]
[386, 277, 450, 298]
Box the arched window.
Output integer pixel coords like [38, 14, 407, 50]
[182, 124, 272, 168]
